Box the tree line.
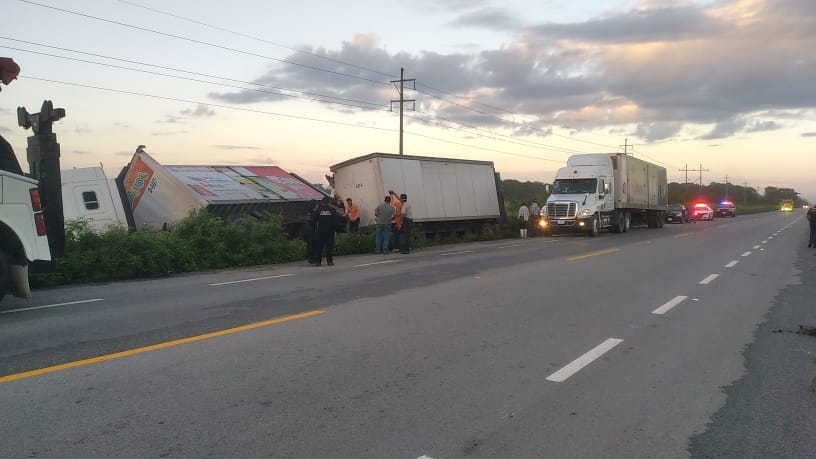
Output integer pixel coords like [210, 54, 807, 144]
[501, 179, 807, 209]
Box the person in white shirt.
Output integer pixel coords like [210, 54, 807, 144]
[399, 193, 413, 253]
[517, 202, 530, 238]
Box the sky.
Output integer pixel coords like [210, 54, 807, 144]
[2, 0, 815, 201]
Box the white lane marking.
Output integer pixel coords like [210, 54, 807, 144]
[741, 251, 752, 257]
[210, 274, 293, 286]
[761, 240, 768, 244]
[498, 244, 521, 249]
[768, 236, 774, 240]
[546, 338, 623, 383]
[725, 261, 739, 268]
[699, 274, 719, 284]
[439, 250, 473, 256]
[753, 245, 761, 249]
[352, 260, 401, 268]
[652, 296, 688, 315]
[0, 298, 104, 314]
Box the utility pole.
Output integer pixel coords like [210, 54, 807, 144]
[743, 180, 749, 203]
[679, 164, 691, 184]
[390, 67, 415, 155]
[724, 174, 729, 200]
[680, 164, 709, 199]
[620, 138, 633, 155]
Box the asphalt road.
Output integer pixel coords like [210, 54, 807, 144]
[0, 210, 814, 458]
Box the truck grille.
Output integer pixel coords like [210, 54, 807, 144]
[547, 202, 577, 218]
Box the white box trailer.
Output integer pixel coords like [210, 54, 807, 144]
[116, 151, 327, 235]
[329, 153, 504, 233]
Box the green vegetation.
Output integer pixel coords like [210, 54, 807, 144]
[31, 210, 520, 289]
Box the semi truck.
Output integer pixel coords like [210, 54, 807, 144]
[780, 198, 794, 212]
[0, 78, 67, 302]
[328, 152, 505, 234]
[539, 153, 667, 237]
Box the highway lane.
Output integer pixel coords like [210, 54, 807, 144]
[0, 210, 812, 457]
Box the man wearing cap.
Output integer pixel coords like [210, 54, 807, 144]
[399, 193, 413, 254]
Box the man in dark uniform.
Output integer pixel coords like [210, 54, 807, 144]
[301, 200, 320, 264]
[310, 196, 339, 266]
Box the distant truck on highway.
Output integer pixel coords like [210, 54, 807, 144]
[539, 153, 667, 236]
[780, 199, 794, 212]
[329, 153, 505, 234]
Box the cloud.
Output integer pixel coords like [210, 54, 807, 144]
[802, 132, 816, 137]
[181, 104, 216, 118]
[448, 8, 520, 30]
[207, 0, 816, 144]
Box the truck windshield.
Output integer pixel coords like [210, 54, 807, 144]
[552, 178, 597, 194]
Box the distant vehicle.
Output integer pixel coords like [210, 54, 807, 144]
[666, 204, 690, 223]
[715, 201, 736, 218]
[692, 203, 714, 221]
[780, 199, 794, 212]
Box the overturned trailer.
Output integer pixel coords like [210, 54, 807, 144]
[117, 151, 327, 236]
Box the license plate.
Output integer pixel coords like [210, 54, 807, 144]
[557, 220, 565, 225]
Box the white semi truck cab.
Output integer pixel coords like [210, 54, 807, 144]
[540, 153, 667, 237]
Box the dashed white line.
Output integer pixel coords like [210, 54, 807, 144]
[352, 260, 402, 268]
[652, 296, 688, 315]
[725, 261, 739, 268]
[439, 250, 473, 256]
[741, 251, 752, 257]
[210, 274, 293, 286]
[699, 274, 719, 284]
[498, 244, 521, 249]
[0, 298, 104, 314]
[546, 338, 623, 383]
[753, 245, 761, 249]
[761, 240, 768, 244]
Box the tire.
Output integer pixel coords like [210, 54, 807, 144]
[588, 216, 599, 237]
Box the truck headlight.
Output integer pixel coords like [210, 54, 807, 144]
[581, 209, 591, 217]
[538, 219, 548, 228]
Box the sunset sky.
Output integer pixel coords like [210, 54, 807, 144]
[2, 0, 815, 200]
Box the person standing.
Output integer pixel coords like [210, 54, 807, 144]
[345, 197, 361, 233]
[374, 195, 395, 254]
[389, 190, 403, 251]
[399, 193, 413, 254]
[807, 206, 816, 247]
[529, 199, 541, 236]
[311, 196, 339, 266]
[517, 201, 530, 239]
[301, 200, 320, 264]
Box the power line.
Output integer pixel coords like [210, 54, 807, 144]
[20, 75, 571, 164]
[0, 42, 390, 111]
[17, 0, 392, 86]
[106, 0, 622, 152]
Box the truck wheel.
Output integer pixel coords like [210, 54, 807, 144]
[588, 217, 599, 237]
[0, 250, 8, 303]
